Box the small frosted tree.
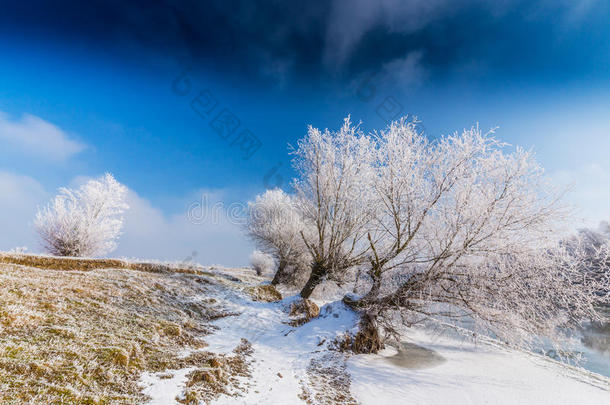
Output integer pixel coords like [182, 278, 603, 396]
[35, 173, 129, 257]
[249, 250, 276, 276]
[564, 221, 610, 290]
[245, 189, 312, 285]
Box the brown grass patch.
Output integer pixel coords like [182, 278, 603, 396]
[245, 285, 282, 302]
[288, 298, 320, 327]
[333, 314, 384, 354]
[299, 353, 357, 405]
[0, 259, 236, 404]
[178, 338, 253, 404]
[0, 253, 209, 275]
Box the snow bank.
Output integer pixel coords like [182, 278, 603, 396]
[348, 328, 610, 405]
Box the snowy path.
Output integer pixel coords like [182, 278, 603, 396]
[140, 269, 609, 404]
[204, 284, 358, 404]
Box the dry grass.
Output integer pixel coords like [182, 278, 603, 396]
[178, 338, 253, 405]
[299, 353, 357, 405]
[0, 254, 245, 404]
[244, 285, 282, 302]
[288, 299, 320, 327]
[0, 253, 208, 275]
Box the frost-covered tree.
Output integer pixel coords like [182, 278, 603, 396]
[342, 119, 610, 353]
[291, 117, 376, 298]
[564, 221, 610, 290]
[244, 116, 609, 354]
[35, 173, 129, 257]
[249, 250, 275, 276]
[571, 221, 610, 256]
[245, 189, 311, 285]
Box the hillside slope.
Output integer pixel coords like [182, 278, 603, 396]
[0, 254, 263, 404]
[0, 254, 608, 404]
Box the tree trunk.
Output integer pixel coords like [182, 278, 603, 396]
[299, 261, 325, 299]
[352, 312, 383, 354]
[271, 259, 287, 285]
[335, 305, 384, 354]
[364, 266, 382, 301]
[341, 266, 384, 354]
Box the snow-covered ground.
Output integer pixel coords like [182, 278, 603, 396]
[141, 270, 610, 404]
[349, 328, 609, 404]
[203, 284, 359, 404]
[140, 368, 195, 405]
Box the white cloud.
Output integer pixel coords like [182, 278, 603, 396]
[380, 52, 427, 89]
[0, 170, 252, 266]
[324, 0, 596, 70]
[114, 189, 253, 267]
[324, 0, 439, 67]
[0, 171, 48, 251]
[0, 111, 86, 162]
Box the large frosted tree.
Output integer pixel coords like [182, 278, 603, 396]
[242, 116, 609, 354]
[291, 117, 376, 298]
[342, 119, 610, 353]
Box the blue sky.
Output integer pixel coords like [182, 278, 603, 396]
[1, 1, 609, 265]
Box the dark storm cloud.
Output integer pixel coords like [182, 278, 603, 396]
[2, 0, 608, 84]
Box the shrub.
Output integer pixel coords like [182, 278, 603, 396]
[249, 250, 275, 276]
[35, 173, 129, 257]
